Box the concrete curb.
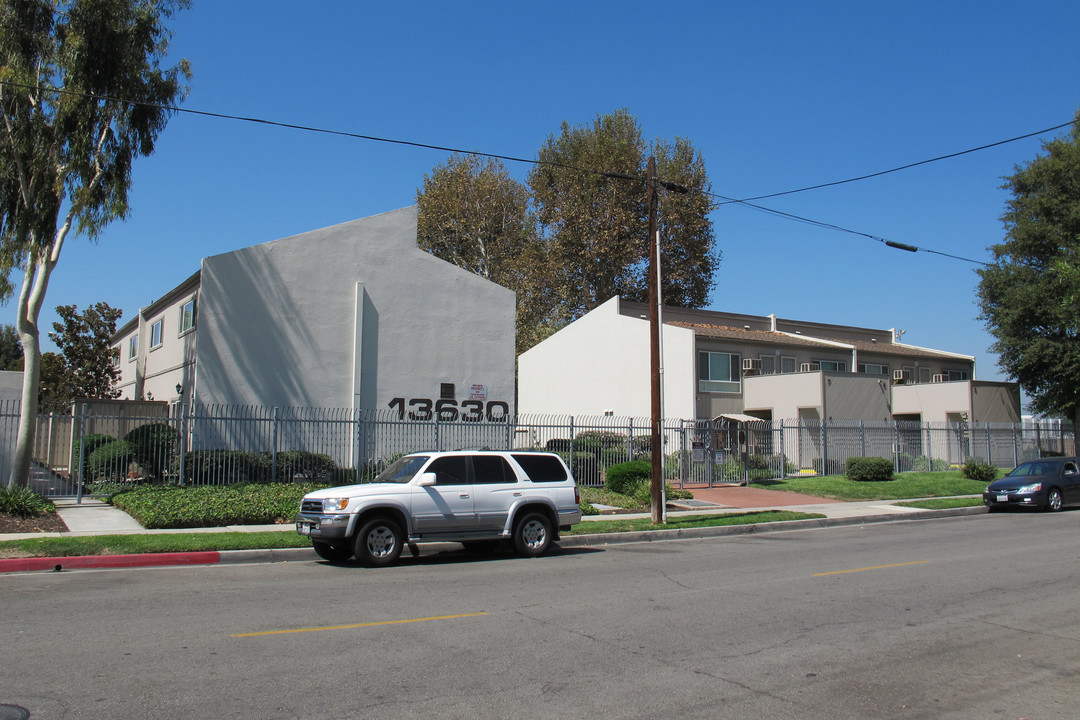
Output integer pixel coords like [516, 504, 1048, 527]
[0, 505, 988, 574]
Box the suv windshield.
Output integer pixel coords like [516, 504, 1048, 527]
[373, 455, 430, 484]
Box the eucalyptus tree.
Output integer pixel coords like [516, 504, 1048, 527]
[0, 0, 190, 487]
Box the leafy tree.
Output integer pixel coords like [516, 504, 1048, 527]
[36, 350, 70, 413]
[417, 154, 560, 353]
[0, 324, 21, 370]
[977, 110, 1080, 428]
[527, 108, 720, 323]
[49, 301, 121, 402]
[0, 0, 190, 488]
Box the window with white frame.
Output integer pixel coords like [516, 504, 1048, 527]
[150, 319, 163, 349]
[179, 298, 195, 334]
[857, 363, 889, 375]
[943, 369, 969, 381]
[698, 351, 741, 393]
[759, 354, 776, 375]
[128, 335, 138, 361]
[818, 360, 847, 372]
[780, 356, 797, 374]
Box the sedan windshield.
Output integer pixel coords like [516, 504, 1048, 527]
[1008, 460, 1060, 477]
[373, 455, 430, 484]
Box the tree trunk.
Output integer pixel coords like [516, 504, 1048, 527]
[8, 254, 54, 489]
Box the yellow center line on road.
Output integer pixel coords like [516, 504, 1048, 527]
[813, 560, 930, 577]
[230, 611, 489, 638]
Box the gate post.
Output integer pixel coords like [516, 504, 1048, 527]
[75, 403, 89, 504]
[271, 407, 279, 484]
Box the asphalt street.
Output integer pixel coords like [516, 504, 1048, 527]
[2, 511, 1078, 719]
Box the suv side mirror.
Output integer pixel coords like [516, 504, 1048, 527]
[418, 472, 437, 486]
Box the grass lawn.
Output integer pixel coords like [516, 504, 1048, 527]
[0, 530, 309, 559]
[749, 471, 992, 501]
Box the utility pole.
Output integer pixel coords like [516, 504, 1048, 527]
[647, 156, 664, 524]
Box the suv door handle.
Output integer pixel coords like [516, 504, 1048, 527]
[459, 493, 470, 499]
[513, 492, 522, 497]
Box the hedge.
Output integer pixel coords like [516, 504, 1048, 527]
[845, 456, 894, 482]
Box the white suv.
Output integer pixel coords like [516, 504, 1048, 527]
[295, 450, 582, 566]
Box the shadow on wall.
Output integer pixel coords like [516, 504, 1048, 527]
[196, 245, 329, 409]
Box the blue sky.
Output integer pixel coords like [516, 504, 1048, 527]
[7, 0, 1080, 392]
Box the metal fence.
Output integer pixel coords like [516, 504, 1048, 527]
[0, 400, 1074, 497]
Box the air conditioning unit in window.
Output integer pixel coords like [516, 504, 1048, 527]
[799, 363, 820, 372]
[892, 369, 909, 384]
[742, 358, 761, 374]
[932, 374, 948, 383]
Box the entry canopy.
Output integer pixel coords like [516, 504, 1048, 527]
[713, 413, 769, 424]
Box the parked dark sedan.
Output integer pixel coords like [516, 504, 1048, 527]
[983, 458, 1080, 512]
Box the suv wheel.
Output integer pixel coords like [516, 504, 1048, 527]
[355, 517, 403, 566]
[312, 541, 353, 562]
[513, 512, 553, 557]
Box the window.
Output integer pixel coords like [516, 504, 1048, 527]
[918, 367, 931, 383]
[471, 455, 514, 484]
[759, 355, 776, 375]
[818, 360, 846, 372]
[128, 335, 138, 361]
[512, 454, 568, 483]
[943, 369, 969, 381]
[698, 351, 741, 393]
[150, 319, 163, 349]
[440, 383, 455, 400]
[858, 363, 889, 375]
[179, 299, 195, 334]
[426, 456, 468, 485]
[780, 356, 797, 374]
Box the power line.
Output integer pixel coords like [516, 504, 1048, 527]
[0, 78, 1024, 267]
[715, 120, 1075, 204]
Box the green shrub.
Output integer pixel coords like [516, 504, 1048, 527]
[845, 456, 894, 482]
[71, 433, 116, 482]
[907, 455, 951, 472]
[605, 460, 651, 495]
[0, 486, 55, 517]
[275, 451, 338, 482]
[109, 482, 328, 529]
[88, 439, 136, 480]
[961, 458, 997, 483]
[124, 423, 178, 479]
[178, 450, 272, 484]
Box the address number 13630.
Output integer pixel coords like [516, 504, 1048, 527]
[387, 397, 510, 422]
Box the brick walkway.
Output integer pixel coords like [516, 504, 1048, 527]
[680, 484, 842, 508]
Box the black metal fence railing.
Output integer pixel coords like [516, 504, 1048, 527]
[0, 401, 1072, 497]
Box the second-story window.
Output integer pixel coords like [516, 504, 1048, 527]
[179, 298, 195, 334]
[150, 319, 163, 349]
[698, 351, 741, 393]
[128, 335, 138, 361]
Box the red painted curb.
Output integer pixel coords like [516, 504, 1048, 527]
[0, 551, 221, 573]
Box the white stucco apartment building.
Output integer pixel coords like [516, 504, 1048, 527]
[518, 296, 1021, 425]
[111, 207, 516, 415]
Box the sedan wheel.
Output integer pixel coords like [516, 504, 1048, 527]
[1046, 488, 1064, 512]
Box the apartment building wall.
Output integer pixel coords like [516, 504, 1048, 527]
[517, 297, 696, 419]
[195, 206, 515, 411]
